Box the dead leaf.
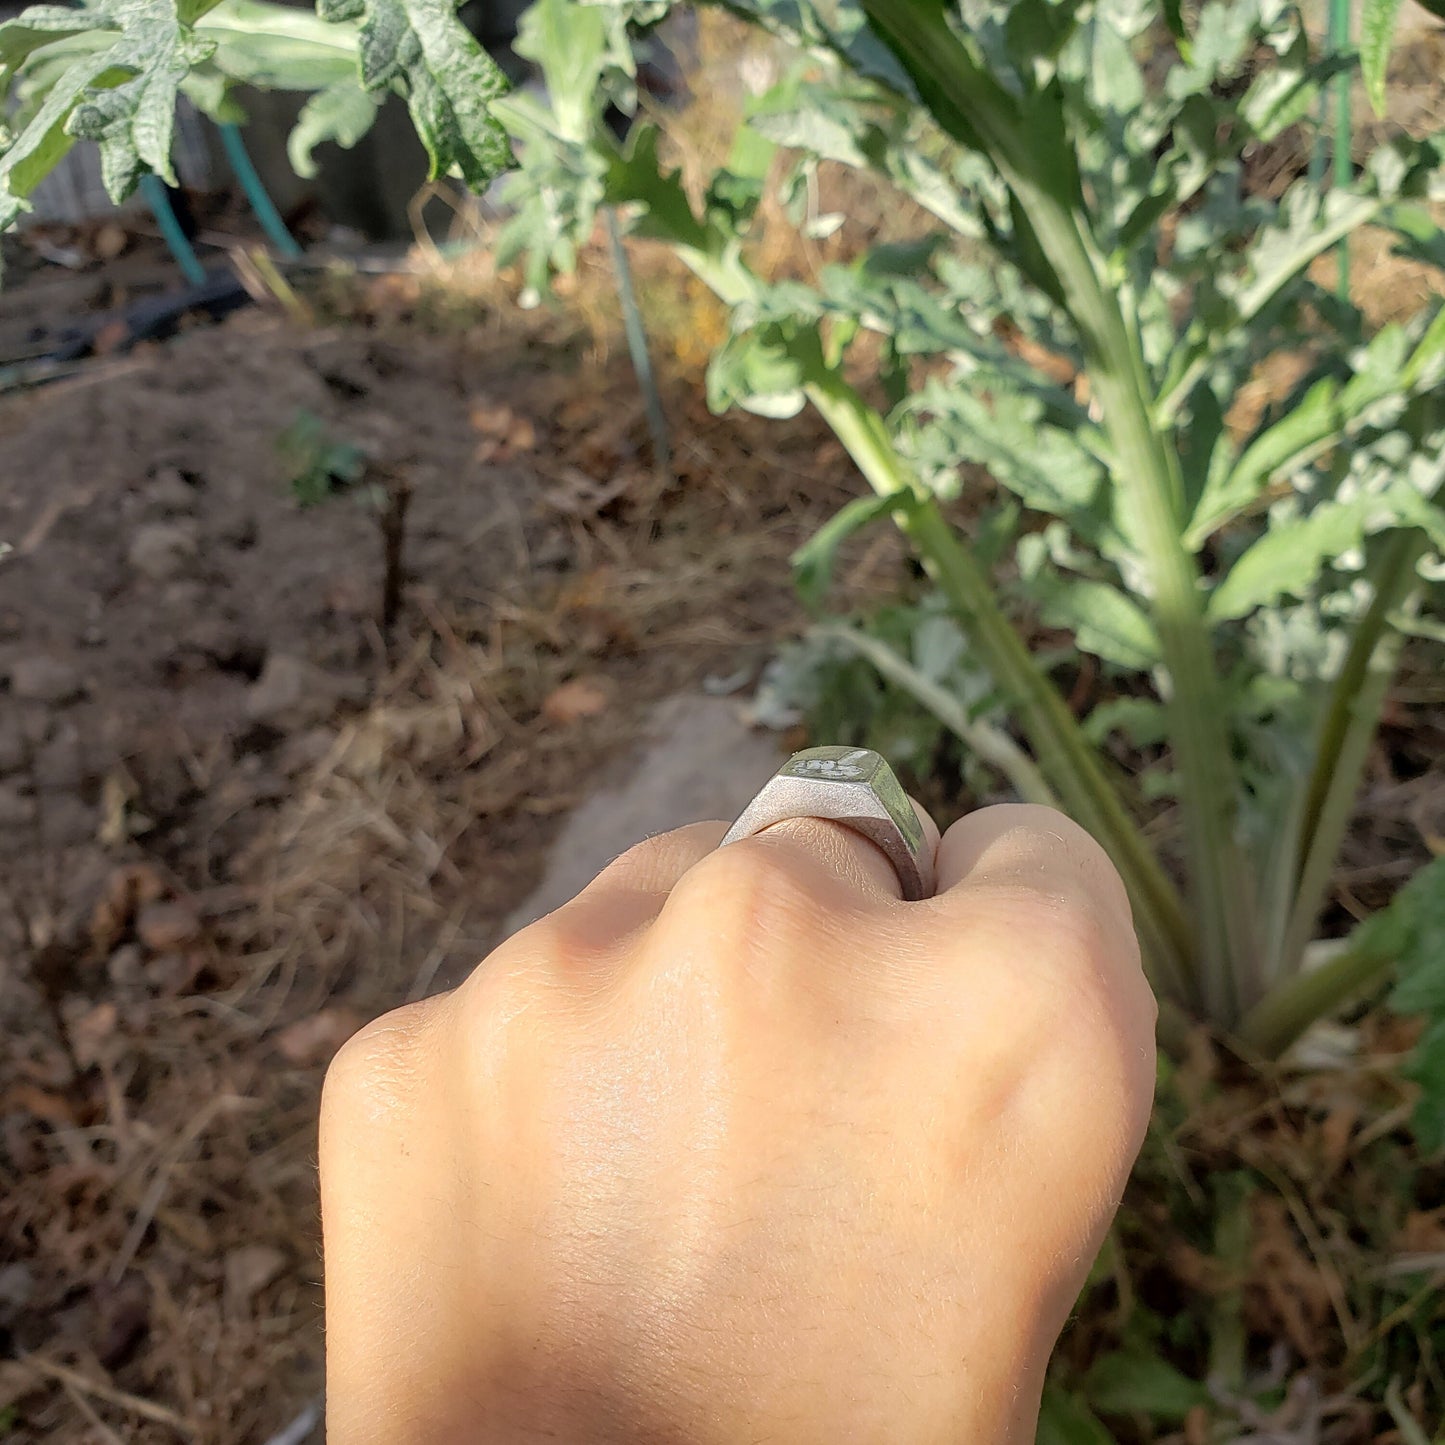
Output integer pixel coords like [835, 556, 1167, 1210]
[91, 318, 130, 357]
[1246, 1193, 1332, 1362]
[0, 1360, 38, 1413]
[92, 222, 128, 261]
[1395, 1208, 1445, 1255]
[224, 1245, 288, 1317]
[135, 900, 202, 953]
[1184, 1405, 1209, 1445]
[1167, 1239, 1227, 1294]
[274, 1007, 364, 1066]
[144, 950, 206, 998]
[322, 570, 374, 619]
[469, 401, 537, 462]
[88, 863, 168, 954]
[67, 1001, 118, 1069]
[542, 677, 613, 725]
[3, 1083, 79, 1128]
[1409, 774, 1445, 856]
[1318, 1099, 1362, 1175]
[91, 1275, 150, 1368]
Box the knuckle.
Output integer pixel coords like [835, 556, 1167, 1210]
[986, 892, 1143, 1047]
[661, 839, 815, 953]
[511, 905, 625, 987]
[320, 1001, 433, 1133]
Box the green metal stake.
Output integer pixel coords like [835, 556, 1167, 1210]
[219, 123, 302, 260]
[604, 206, 671, 480]
[140, 174, 206, 287]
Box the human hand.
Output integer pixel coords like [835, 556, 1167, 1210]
[321, 802, 1156, 1444]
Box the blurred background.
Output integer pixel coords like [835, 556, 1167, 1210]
[0, 1, 1443, 1441]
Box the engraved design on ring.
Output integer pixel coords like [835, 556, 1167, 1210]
[720, 746, 935, 901]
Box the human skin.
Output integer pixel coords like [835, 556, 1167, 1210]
[321, 803, 1157, 1444]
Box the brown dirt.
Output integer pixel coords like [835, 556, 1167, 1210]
[0, 264, 874, 1442]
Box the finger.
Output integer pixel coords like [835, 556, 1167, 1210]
[935, 804, 1134, 939]
[727, 796, 939, 903]
[526, 820, 733, 947]
[581, 819, 732, 898]
[931, 805, 1156, 1143]
[930, 804, 1149, 1023]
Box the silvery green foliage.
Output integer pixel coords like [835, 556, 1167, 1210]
[0, 0, 511, 226]
[525, 0, 1445, 687]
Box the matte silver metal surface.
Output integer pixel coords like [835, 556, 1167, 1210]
[720, 746, 935, 900]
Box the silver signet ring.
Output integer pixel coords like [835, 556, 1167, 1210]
[719, 746, 936, 901]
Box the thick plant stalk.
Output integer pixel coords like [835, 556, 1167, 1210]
[667, 134, 1194, 1001]
[1237, 931, 1396, 1056]
[859, 0, 1260, 1018]
[803, 369, 1195, 1002]
[1276, 530, 1427, 986]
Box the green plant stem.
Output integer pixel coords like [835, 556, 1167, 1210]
[816, 622, 1060, 807]
[219, 123, 302, 261]
[1329, 0, 1353, 297]
[860, 0, 1259, 1020]
[676, 242, 1194, 995]
[1276, 529, 1427, 985]
[802, 369, 1195, 1001]
[1236, 931, 1395, 1057]
[604, 206, 672, 480]
[140, 174, 206, 287]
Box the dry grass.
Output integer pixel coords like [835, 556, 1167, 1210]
[0, 258, 877, 1440]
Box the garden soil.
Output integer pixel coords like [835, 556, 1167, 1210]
[0, 260, 887, 1441]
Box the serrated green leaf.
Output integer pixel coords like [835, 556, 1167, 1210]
[198, 0, 362, 91]
[1208, 494, 1375, 623]
[1207, 455, 1445, 624]
[899, 376, 1107, 524]
[66, 1, 215, 194]
[1083, 1351, 1209, 1421]
[707, 326, 808, 418]
[1159, 139, 1445, 422]
[329, 0, 510, 188]
[0, 49, 112, 206]
[1380, 856, 1445, 1013]
[287, 75, 376, 176]
[1083, 695, 1167, 747]
[1239, 26, 1338, 142]
[605, 122, 711, 252]
[1005, 0, 1077, 89]
[0, 0, 259, 213]
[1036, 575, 1161, 669]
[1189, 309, 1445, 546]
[510, 0, 626, 142]
[0, 7, 100, 78]
[792, 492, 906, 611]
[1360, 0, 1404, 118]
[1087, 10, 1143, 113]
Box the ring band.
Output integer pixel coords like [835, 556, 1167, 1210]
[720, 746, 936, 901]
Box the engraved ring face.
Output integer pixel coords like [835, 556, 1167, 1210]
[719, 746, 935, 901]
